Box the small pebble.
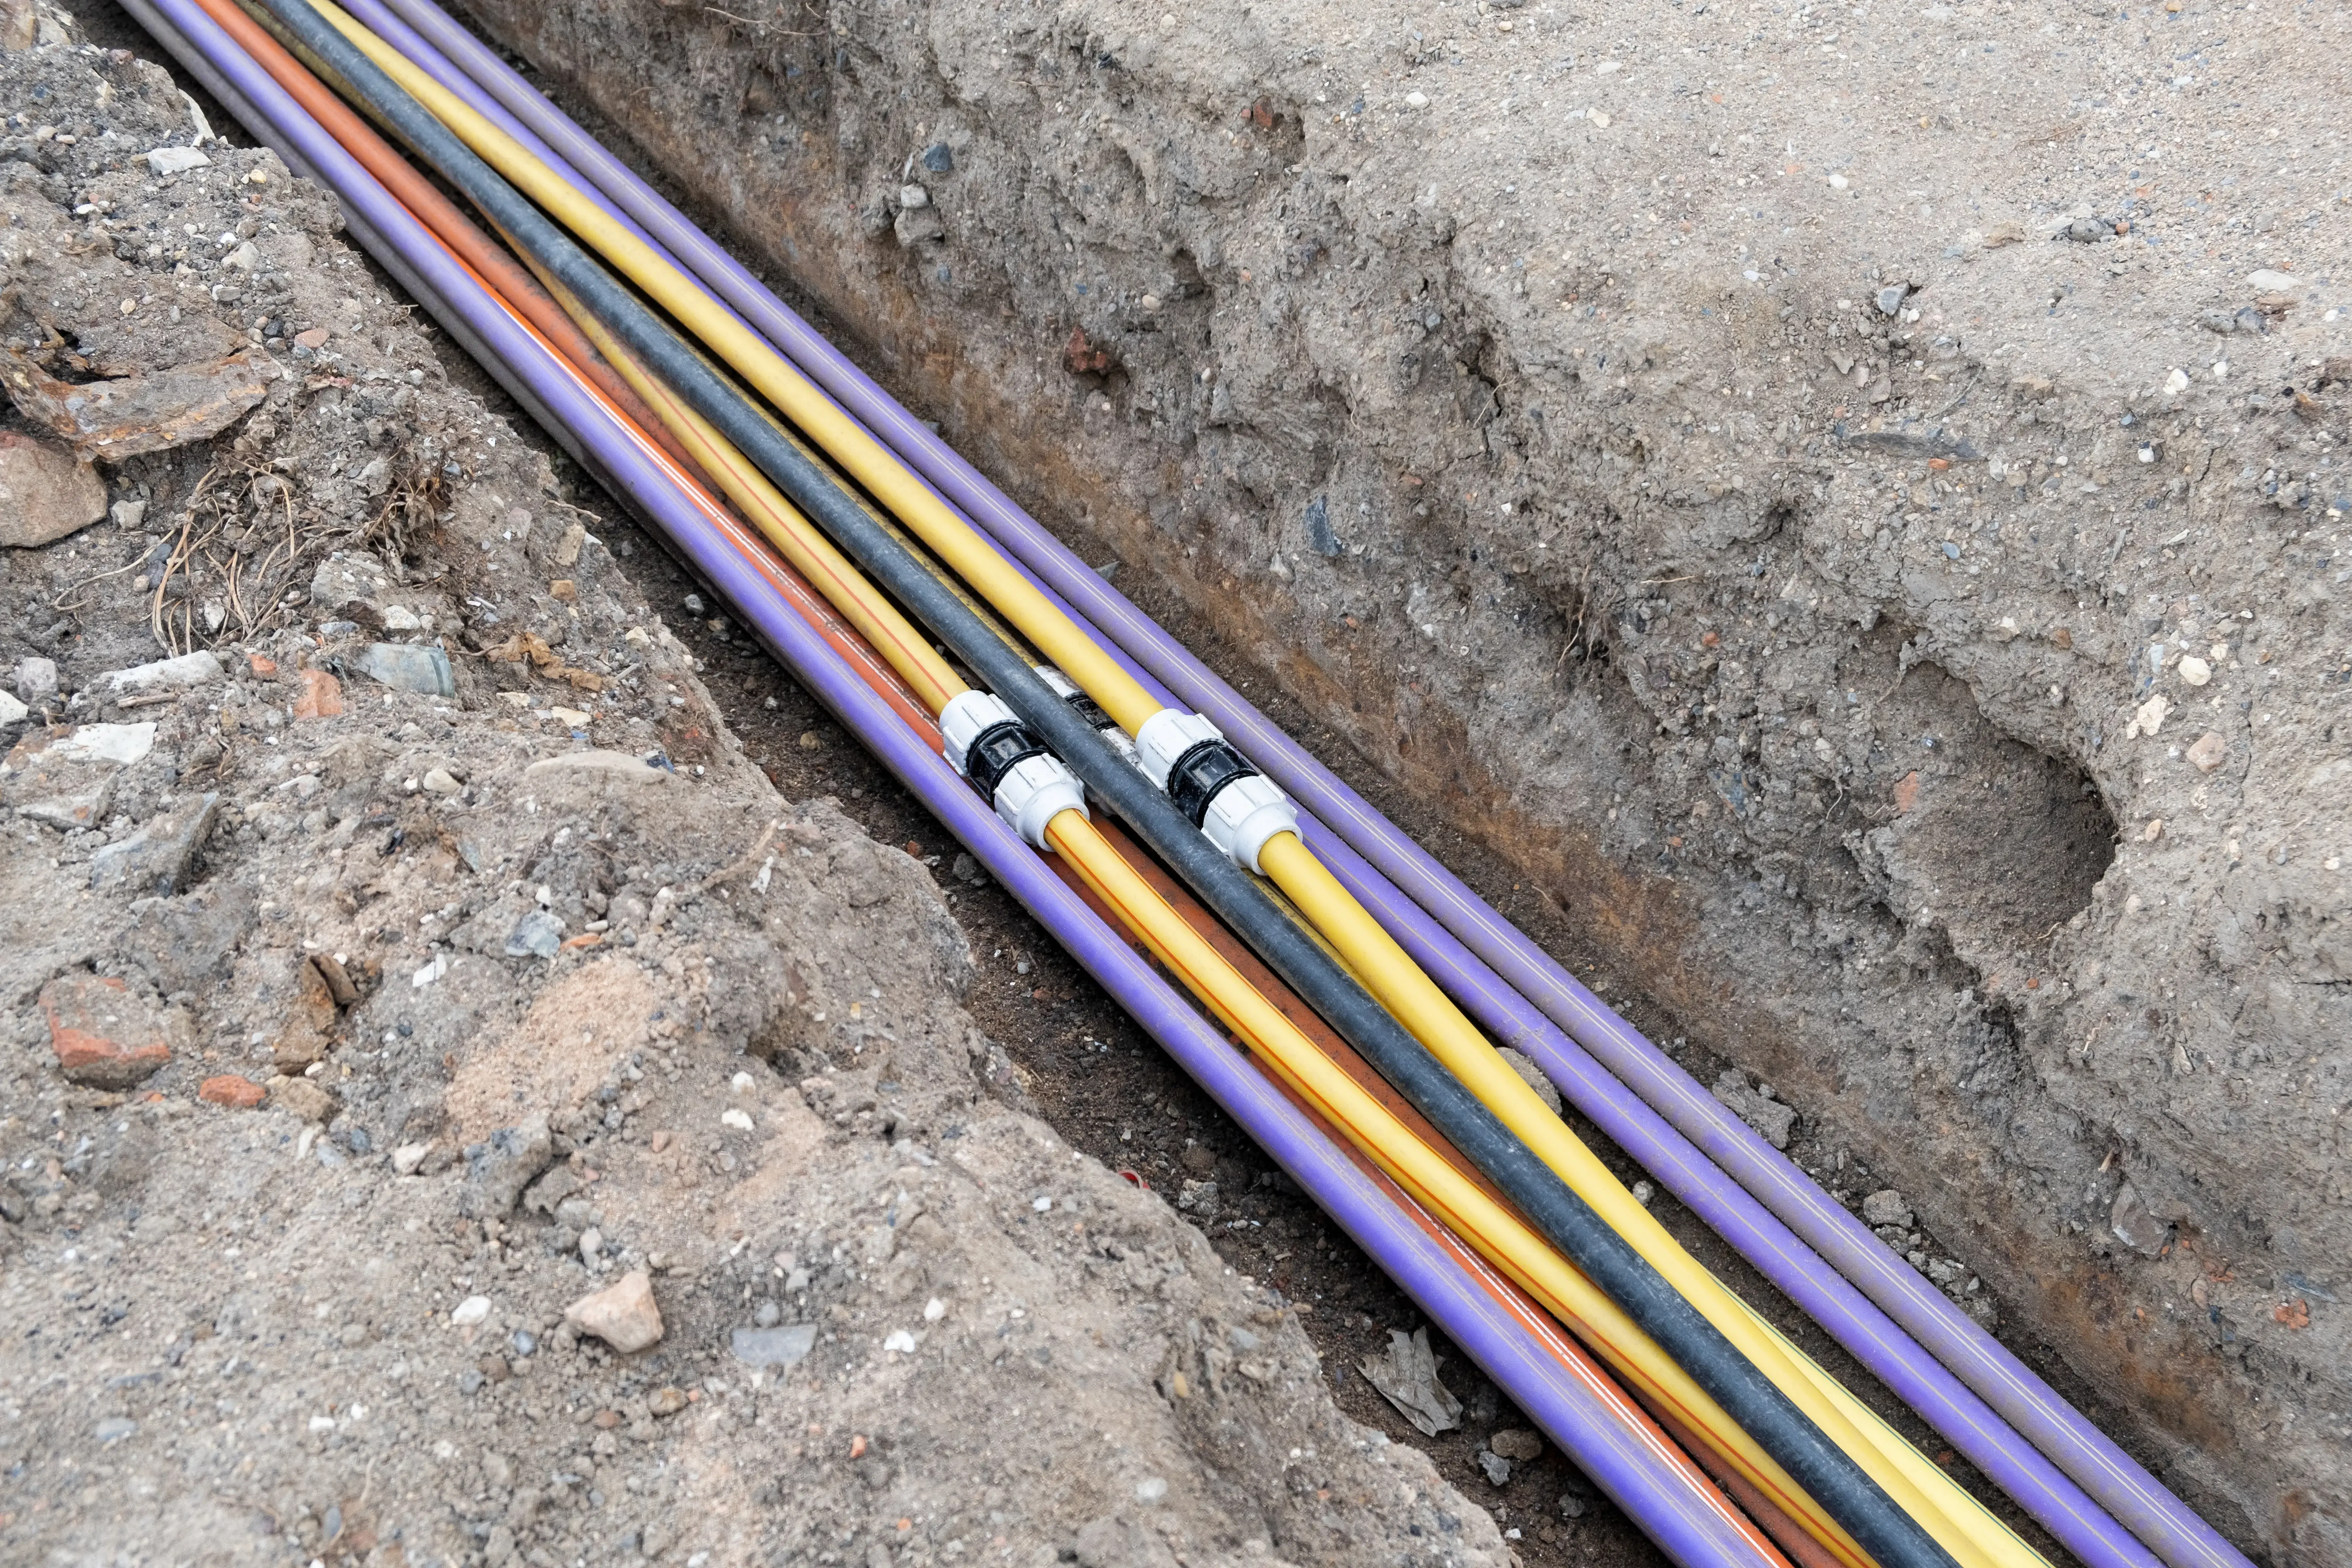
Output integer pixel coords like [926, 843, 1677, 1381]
[450, 1295, 492, 1329]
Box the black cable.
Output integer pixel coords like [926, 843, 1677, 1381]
[256, 8, 1958, 1563]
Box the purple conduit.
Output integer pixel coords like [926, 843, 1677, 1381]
[369, 11, 2248, 1568]
[1305, 823, 2166, 1568]
[130, 7, 1779, 1562]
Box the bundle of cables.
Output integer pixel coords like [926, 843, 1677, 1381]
[116, 4, 2254, 1567]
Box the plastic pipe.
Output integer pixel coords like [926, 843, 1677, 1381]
[1303, 819, 2167, 1568]
[1255, 827, 2030, 1568]
[288, 15, 1960, 1561]
[363, 15, 2226, 1568]
[357, 15, 2250, 1565]
[124, 7, 1780, 1560]
[252, 11, 2242, 1568]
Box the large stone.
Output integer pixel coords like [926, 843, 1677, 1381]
[730, 1324, 818, 1367]
[13, 656, 58, 704]
[0, 431, 106, 548]
[565, 1270, 664, 1354]
[88, 792, 220, 896]
[351, 642, 455, 697]
[104, 651, 225, 694]
[198, 1075, 267, 1109]
[1862, 1189, 1915, 1230]
[268, 1075, 339, 1123]
[40, 975, 172, 1089]
[523, 750, 668, 787]
[45, 723, 157, 766]
[268, 954, 340, 1070]
[1710, 1070, 1798, 1151]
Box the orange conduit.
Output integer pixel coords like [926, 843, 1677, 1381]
[215, 25, 1803, 1552]
[1049, 826, 1820, 1568]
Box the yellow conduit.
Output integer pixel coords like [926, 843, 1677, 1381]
[306, 9, 2036, 1565]
[1262, 833, 2034, 1568]
[310, 0, 1161, 735]
[1040, 809, 1876, 1568]
[546, 278, 966, 713]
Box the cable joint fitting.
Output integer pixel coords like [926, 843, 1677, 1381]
[938, 690, 1087, 849]
[1132, 709, 1298, 874]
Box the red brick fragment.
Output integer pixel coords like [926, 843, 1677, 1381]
[198, 1074, 266, 1109]
[40, 975, 170, 1089]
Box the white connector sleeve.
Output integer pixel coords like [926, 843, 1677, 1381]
[1131, 707, 1223, 789]
[992, 753, 1089, 849]
[1199, 771, 1299, 875]
[937, 689, 1019, 776]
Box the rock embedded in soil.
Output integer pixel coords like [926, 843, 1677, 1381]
[730, 1323, 818, 1367]
[0, 430, 106, 548]
[566, 1269, 665, 1354]
[1862, 1189, 1915, 1230]
[458, 1115, 554, 1216]
[266, 1075, 338, 1123]
[196, 1074, 267, 1109]
[87, 792, 219, 896]
[1490, 1427, 1545, 1462]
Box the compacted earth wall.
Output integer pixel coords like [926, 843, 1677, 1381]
[453, 1, 2350, 1560]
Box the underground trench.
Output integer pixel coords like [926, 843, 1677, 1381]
[325, 57, 2145, 1568]
[74, 5, 2160, 1563]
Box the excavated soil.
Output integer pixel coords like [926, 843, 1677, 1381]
[436, 2, 2350, 1563]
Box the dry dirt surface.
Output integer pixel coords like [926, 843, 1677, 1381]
[0, 24, 1509, 1568]
[448, 0, 2350, 1561]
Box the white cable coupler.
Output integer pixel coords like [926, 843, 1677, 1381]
[937, 689, 1086, 849]
[937, 690, 1019, 777]
[1198, 770, 1297, 875]
[1132, 708, 1298, 874]
[1132, 708, 1224, 789]
[990, 752, 1088, 849]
